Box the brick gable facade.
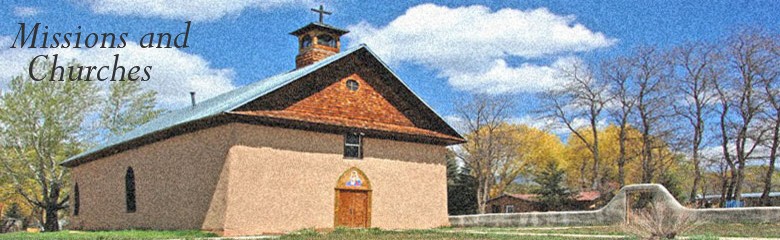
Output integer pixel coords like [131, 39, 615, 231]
[285, 73, 415, 127]
[233, 51, 462, 144]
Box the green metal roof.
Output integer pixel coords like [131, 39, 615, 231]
[62, 45, 366, 166]
[61, 44, 463, 167]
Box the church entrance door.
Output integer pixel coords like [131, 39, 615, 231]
[335, 190, 369, 227]
[334, 167, 371, 228]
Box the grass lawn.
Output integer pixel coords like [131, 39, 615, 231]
[279, 228, 621, 240]
[1, 228, 626, 240]
[467, 222, 780, 238]
[0, 229, 218, 239]
[1, 223, 777, 239]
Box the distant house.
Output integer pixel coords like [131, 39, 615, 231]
[487, 194, 540, 213]
[487, 192, 601, 213]
[697, 192, 780, 207]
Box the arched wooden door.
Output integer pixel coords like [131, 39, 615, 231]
[334, 167, 371, 228]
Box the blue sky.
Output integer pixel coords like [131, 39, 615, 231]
[1, 0, 779, 129]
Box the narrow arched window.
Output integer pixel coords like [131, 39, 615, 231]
[73, 183, 80, 216]
[125, 167, 136, 213]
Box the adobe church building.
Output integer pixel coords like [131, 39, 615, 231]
[61, 11, 464, 236]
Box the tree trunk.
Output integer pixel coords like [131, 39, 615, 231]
[761, 118, 779, 206]
[734, 158, 746, 203]
[726, 166, 737, 200]
[734, 129, 748, 203]
[617, 160, 626, 188]
[689, 132, 702, 205]
[690, 157, 701, 205]
[617, 124, 627, 187]
[475, 184, 484, 214]
[476, 175, 490, 214]
[641, 125, 654, 183]
[579, 158, 589, 190]
[719, 171, 729, 207]
[43, 206, 59, 232]
[42, 182, 64, 232]
[591, 118, 601, 190]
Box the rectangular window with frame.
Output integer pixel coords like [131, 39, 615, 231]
[505, 205, 515, 213]
[344, 132, 362, 159]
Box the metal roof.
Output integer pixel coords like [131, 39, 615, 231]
[62, 44, 463, 166]
[699, 192, 780, 199]
[289, 22, 350, 36]
[62, 45, 365, 166]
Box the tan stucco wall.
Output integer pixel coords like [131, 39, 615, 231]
[70, 123, 449, 235]
[223, 123, 449, 235]
[70, 125, 233, 231]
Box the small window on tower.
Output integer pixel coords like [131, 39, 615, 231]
[318, 34, 336, 47]
[301, 35, 312, 48]
[344, 133, 362, 159]
[346, 79, 359, 91]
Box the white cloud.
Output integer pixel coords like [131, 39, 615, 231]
[347, 4, 616, 93]
[512, 115, 609, 138]
[0, 37, 236, 109]
[449, 57, 579, 93]
[81, 0, 312, 22]
[510, 115, 559, 133]
[13, 7, 40, 17]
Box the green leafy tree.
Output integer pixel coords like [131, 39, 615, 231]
[659, 170, 686, 202]
[0, 61, 98, 231]
[100, 80, 162, 139]
[447, 151, 478, 215]
[532, 162, 574, 211]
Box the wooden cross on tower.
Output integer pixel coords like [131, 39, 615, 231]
[311, 5, 332, 23]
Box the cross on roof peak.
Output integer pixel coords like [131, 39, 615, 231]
[311, 5, 332, 23]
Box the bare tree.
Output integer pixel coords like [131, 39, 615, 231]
[723, 30, 773, 202]
[759, 33, 779, 206]
[629, 46, 674, 184]
[670, 42, 721, 204]
[602, 56, 636, 187]
[713, 65, 738, 205]
[454, 94, 515, 214]
[539, 60, 608, 190]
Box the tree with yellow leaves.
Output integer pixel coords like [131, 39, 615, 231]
[489, 124, 566, 198]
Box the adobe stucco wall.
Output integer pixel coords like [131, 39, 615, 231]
[222, 123, 449, 236]
[70, 125, 233, 231]
[449, 184, 780, 228]
[70, 123, 450, 236]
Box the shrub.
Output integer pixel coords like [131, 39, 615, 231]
[623, 202, 698, 239]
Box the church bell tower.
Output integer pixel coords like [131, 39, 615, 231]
[290, 5, 350, 69]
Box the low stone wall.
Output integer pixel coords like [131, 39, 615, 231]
[450, 184, 780, 227]
[687, 207, 780, 223]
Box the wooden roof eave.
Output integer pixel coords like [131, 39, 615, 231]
[226, 112, 465, 145]
[62, 113, 464, 167]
